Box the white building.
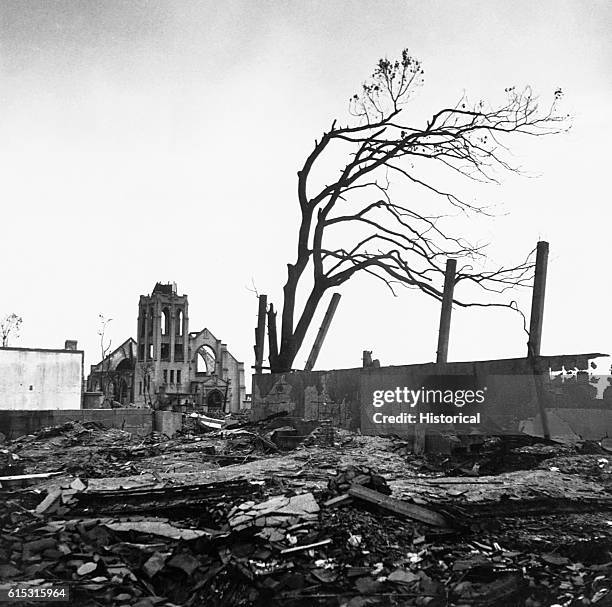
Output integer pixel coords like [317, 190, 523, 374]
[0, 342, 83, 410]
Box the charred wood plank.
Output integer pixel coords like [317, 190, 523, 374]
[348, 485, 449, 527]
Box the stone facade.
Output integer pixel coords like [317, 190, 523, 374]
[89, 283, 246, 412]
[87, 338, 136, 406]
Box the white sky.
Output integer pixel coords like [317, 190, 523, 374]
[0, 0, 610, 375]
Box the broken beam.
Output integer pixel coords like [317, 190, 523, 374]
[436, 258, 457, 364]
[323, 494, 351, 508]
[348, 484, 449, 527]
[305, 293, 341, 372]
[280, 539, 333, 554]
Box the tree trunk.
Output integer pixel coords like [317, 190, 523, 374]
[274, 281, 325, 373]
[275, 274, 298, 372]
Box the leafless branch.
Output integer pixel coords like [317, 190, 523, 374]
[273, 49, 569, 372]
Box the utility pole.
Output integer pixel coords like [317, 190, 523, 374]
[305, 293, 341, 372]
[528, 241, 549, 357]
[528, 241, 550, 440]
[436, 259, 457, 364]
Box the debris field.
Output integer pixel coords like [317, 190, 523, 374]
[1, 418, 612, 606]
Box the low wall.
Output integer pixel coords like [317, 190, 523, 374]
[252, 353, 609, 440]
[521, 408, 612, 441]
[252, 368, 362, 430]
[82, 392, 105, 409]
[0, 408, 153, 440]
[154, 411, 183, 437]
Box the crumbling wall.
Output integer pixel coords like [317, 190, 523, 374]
[252, 368, 362, 430]
[153, 410, 183, 437]
[252, 354, 607, 438]
[521, 408, 612, 441]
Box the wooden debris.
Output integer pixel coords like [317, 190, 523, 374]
[426, 477, 504, 485]
[323, 494, 351, 508]
[35, 488, 62, 514]
[348, 484, 449, 528]
[0, 471, 62, 481]
[280, 539, 332, 554]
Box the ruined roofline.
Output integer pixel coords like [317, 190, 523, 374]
[151, 282, 177, 296]
[189, 327, 218, 342]
[90, 337, 136, 370]
[189, 327, 244, 365]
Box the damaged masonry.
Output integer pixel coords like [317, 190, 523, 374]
[1, 409, 612, 606]
[0, 23, 610, 606]
[1, 255, 612, 606]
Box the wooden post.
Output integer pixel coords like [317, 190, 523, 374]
[267, 303, 278, 369]
[254, 294, 267, 374]
[528, 241, 549, 357]
[436, 259, 457, 364]
[304, 293, 341, 371]
[425, 259, 456, 454]
[528, 241, 550, 440]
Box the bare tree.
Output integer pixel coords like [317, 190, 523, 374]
[270, 49, 568, 373]
[97, 314, 113, 403]
[1, 313, 22, 347]
[138, 360, 154, 407]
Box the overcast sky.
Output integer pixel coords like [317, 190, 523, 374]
[0, 0, 610, 375]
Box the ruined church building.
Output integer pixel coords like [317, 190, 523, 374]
[88, 283, 246, 412]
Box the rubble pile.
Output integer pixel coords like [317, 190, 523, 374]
[302, 421, 335, 448]
[5, 419, 293, 480]
[1, 420, 612, 606]
[326, 465, 391, 497]
[7, 422, 145, 478]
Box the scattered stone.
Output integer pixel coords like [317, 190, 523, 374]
[35, 488, 62, 514]
[77, 562, 98, 576]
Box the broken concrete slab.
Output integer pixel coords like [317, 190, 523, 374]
[228, 493, 320, 535]
[104, 520, 209, 541]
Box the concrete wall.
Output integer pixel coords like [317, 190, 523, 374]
[252, 367, 362, 431]
[0, 408, 153, 440]
[521, 408, 612, 441]
[0, 347, 83, 410]
[153, 410, 183, 437]
[83, 392, 105, 409]
[252, 354, 610, 439]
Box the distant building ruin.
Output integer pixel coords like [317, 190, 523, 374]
[88, 283, 246, 412]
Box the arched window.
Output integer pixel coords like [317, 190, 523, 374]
[196, 345, 216, 374]
[161, 308, 170, 336]
[176, 309, 183, 336]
